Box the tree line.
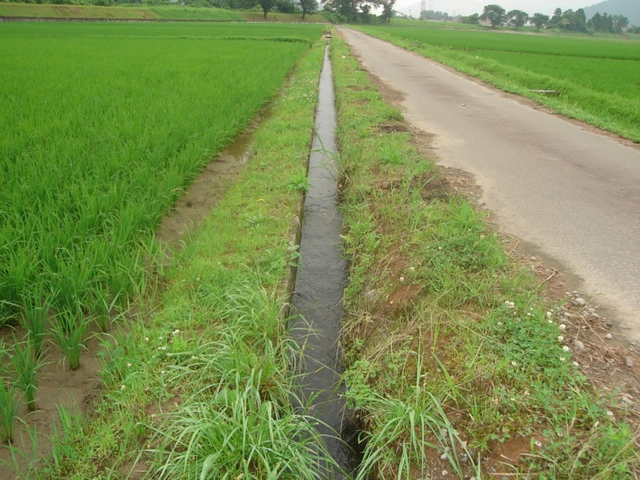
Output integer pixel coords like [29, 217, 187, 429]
[463, 4, 634, 34]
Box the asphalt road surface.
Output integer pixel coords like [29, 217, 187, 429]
[339, 27, 640, 343]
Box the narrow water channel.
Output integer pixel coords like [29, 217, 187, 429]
[291, 41, 357, 477]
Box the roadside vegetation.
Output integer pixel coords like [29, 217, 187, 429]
[354, 23, 640, 143]
[331, 34, 640, 477]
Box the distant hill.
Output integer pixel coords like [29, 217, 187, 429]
[584, 0, 640, 26]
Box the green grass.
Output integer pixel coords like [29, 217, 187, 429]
[331, 34, 640, 477]
[13, 33, 337, 478]
[355, 24, 640, 142]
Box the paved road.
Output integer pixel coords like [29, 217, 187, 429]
[339, 27, 640, 342]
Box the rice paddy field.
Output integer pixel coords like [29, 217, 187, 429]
[0, 21, 323, 364]
[356, 23, 640, 142]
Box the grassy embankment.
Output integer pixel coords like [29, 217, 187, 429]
[0, 3, 327, 22]
[354, 23, 640, 143]
[332, 33, 639, 477]
[0, 22, 338, 477]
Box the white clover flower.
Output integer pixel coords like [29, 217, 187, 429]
[560, 357, 566, 362]
[120, 385, 126, 391]
[511, 361, 517, 367]
[563, 346, 570, 352]
[559, 324, 566, 330]
[127, 363, 132, 368]
[558, 335, 564, 341]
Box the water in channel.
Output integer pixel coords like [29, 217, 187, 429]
[291, 41, 357, 477]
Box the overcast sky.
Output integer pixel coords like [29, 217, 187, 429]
[395, 0, 597, 17]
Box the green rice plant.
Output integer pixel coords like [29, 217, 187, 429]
[3, 417, 40, 477]
[20, 288, 53, 359]
[10, 338, 46, 412]
[150, 370, 339, 479]
[50, 310, 89, 370]
[91, 288, 125, 333]
[0, 376, 20, 444]
[0, 22, 323, 325]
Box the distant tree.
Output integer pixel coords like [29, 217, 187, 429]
[297, 0, 317, 19]
[420, 9, 449, 20]
[480, 4, 505, 28]
[531, 12, 549, 31]
[259, 0, 275, 17]
[588, 12, 604, 31]
[506, 9, 528, 30]
[613, 14, 629, 32]
[379, 0, 395, 23]
[548, 7, 562, 28]
[276, 0, 297, 13]
[462, 13, 480, 24]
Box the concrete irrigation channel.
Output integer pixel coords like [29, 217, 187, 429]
[291, 37, 360, 477]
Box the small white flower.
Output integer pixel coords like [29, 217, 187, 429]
[172, 329, 180, 335]
[558, 335, 564, 341]
[559, 324, 566, 330]
[127, 363, 132, 368]
[120, 385, 126, 391]
[560, 357, 566, 362]
[160, 370, 166, 375]
[145, 337, 150, 342]
[498, 322, 503, 326]
[573, 361, 579, 367]
[548, 319, 553, 323]
[511, 361, 517, 367]
[563, 346, 570, 352]
[546, 311, 552, 318]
